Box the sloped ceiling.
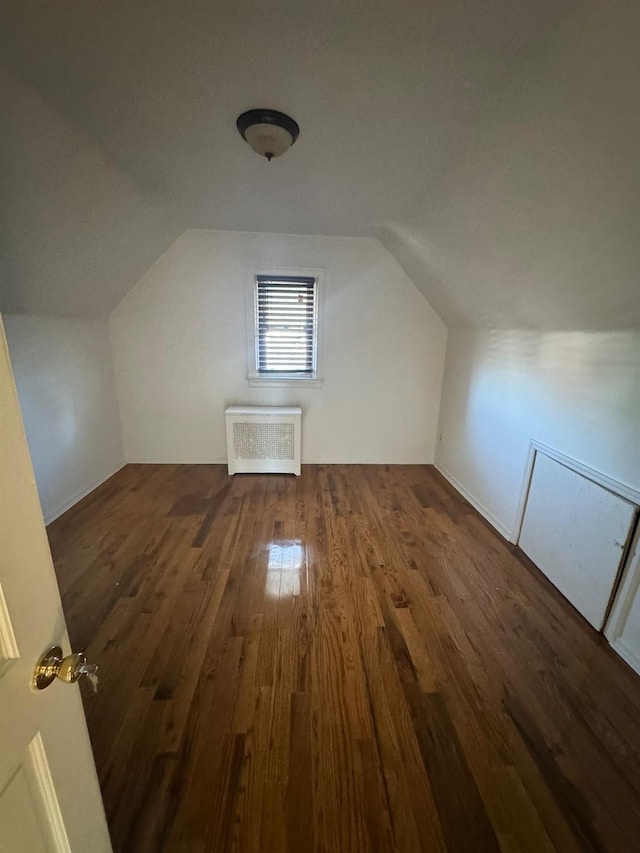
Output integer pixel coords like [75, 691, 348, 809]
[1, 0, 638, 329]
[378, 2, 640, 330]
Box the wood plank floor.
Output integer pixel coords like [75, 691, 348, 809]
[47, 464, 640, 852]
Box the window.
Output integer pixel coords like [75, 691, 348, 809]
[249, 273, 320, 381]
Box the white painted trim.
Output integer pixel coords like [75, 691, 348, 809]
[300, 459, 433, 465]
[610, 638, 640, 677]
[244, 264, 326, 384]
[528, 440, 640, 505]
[43, 461, 126, 525]
[434, 463, 513, 540]
[513, 443, 537, 545]
[247, 377, 324, 389]
[0, 582, 20, 660]
[604, 522, 640, 643]
[513, 440, 640, 549]
[124, 457, 228, 465]
[28, 733, 72, 852]
[125, 458, 433, 467]
[515, 440, 640, 653]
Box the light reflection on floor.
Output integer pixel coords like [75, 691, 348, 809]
[265, 540, 306, 598]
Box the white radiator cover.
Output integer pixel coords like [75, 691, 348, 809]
[225, 406, 301, 475]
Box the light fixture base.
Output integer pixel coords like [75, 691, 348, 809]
[236, 109, 300, 161]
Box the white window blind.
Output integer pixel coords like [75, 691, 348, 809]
[255, 275, 317, 374]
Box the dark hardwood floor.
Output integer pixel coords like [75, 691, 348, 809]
[47, 464, 640, 852]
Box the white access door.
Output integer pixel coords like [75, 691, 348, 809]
[519, 451, 637, 630]
[0, 319, 112, 852]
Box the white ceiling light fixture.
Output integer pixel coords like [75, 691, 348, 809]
[236, 109, 300, 162]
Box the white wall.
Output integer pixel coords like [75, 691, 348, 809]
[110, 230, 447, 464]
[4, 315, 125, 523]
[436, 327, 640, 539]
[378, 2, 640, 333]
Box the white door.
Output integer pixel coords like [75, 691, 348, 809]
[519, 451, 637, 630]
[604, 524, 640, 675]
[0, 319, 112, 852]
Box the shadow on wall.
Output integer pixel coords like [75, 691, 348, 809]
[436, 327, 640, 539]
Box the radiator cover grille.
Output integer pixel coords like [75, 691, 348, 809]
[233, 422, 294, 460]
[225, 406, 301, 475]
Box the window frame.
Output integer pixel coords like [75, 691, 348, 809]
[245, 266, 325, 388]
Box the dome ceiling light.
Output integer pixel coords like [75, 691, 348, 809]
[236, 109, 300, 162]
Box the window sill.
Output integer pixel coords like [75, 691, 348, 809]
[247, 375, 324, 389]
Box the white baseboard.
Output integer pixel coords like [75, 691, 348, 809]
[123, 458, 430, 466]
[124, 457, 228, 465]
[611, 639, 640, 677]
[300, 459, 431, 465]
[434, 463, 513, 541]
[44, 461, 126, 525]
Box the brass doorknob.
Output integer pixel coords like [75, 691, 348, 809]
[33, 645, 99, 690]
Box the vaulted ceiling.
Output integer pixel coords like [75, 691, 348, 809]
[2, 0, 639, 329]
